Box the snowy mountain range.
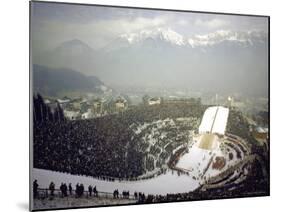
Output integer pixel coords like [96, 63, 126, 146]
[98, 28, 267, 53]
[117, 28, 266, 47]
[33, 27, 268, 96]
[187, 29, 267, 48]
[120, 28, 185, 46]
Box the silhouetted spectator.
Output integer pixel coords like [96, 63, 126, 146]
[63, 183, 68, 197]
[60, 183, 64, 197]
[68, 183, 72, 195]
[33, 180, 39, 199]
[93, 186, 98, 197]
[88, 185, 92, 197]
[80, 184, 84, 197]
[49, 182, 55, 196]
[75, 183, 79, 197]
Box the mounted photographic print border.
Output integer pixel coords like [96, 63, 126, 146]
[30, 0, 270, 211]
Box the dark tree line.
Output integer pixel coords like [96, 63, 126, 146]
[33, 93, 64, 123]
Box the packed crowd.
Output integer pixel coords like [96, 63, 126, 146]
[34, 102, 204, 179]
[226, 110, 252, 143]
[132, 117, 198, 174]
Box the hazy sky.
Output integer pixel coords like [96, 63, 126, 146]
[31, 2, 268, 52]
[31, 2, 268, 97]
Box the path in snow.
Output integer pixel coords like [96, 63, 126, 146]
[33, 168, 199, 195]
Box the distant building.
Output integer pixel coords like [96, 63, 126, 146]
[72, 102, 81, 110]
[253, 127, 268, 141]
[226, 96, 245, 109]
[64, 110, 80, 120]
[80, 101, 90, 113]
[57, 98, 70, 104]
[227, 96, 233, 107]
[115, 97, 127, 110]
[68, 98, 84, 110]
[148, 97, 161, 106]
[44, 99, 51, 104]
[165, 97, 201, 105]
[92, 99, 103, 114]
[115, 101, 126, 109]
[56, 98, 70, 109]
[81, 109, 93, 120]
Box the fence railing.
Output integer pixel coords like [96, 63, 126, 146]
[36, 188, 136, 200]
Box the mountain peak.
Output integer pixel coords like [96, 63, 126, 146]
[57, 39, 92, 49]
[113, 28, 266, 49]
[55, 39, 94, 55]
[120, 28, 185, 46]
[187, 30, 267, 48]
[60, 39, 88, 46]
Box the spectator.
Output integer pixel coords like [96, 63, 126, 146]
[33, 180, 39, 199]
[88, 185, 92, 197]
[68, 183, 72, 195]
[49, 182, 55, 197]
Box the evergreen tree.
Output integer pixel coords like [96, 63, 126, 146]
[33, 93, 64, 123]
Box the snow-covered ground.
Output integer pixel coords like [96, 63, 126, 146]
[175, 135, 246, 184]
[176, 142, 215, 181]
[33, 168, 200, 195]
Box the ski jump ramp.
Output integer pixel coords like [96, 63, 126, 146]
[199, 106, 229, 135]
[197, 106, 229, 150]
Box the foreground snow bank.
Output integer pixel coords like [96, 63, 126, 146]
[33, 168, 199, 195]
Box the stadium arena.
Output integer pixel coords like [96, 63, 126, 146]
[32, 99, 268, 210]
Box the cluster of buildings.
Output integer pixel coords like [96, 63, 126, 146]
[48, 95, 203, 121]
[44, 96, 128, 120]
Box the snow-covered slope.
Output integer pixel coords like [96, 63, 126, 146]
[32, 168, 199, 195]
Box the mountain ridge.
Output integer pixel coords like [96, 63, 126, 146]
[117, 28, 267, 48]
[33, 64, 105, 97]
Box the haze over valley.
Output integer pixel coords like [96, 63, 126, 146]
[32, 2, 268, 98]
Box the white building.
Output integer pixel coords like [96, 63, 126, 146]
[148, 97, 161, 105]
[57, 99, 70, 104]
[199, 106, 229, 135]
[115, 101, 126, 109]
[115, 97, 127, 110]
[64, 110, 80, 120]
[82, 109, 93, 119]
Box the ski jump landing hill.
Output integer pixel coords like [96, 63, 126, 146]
[197, 106, 229, 150]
